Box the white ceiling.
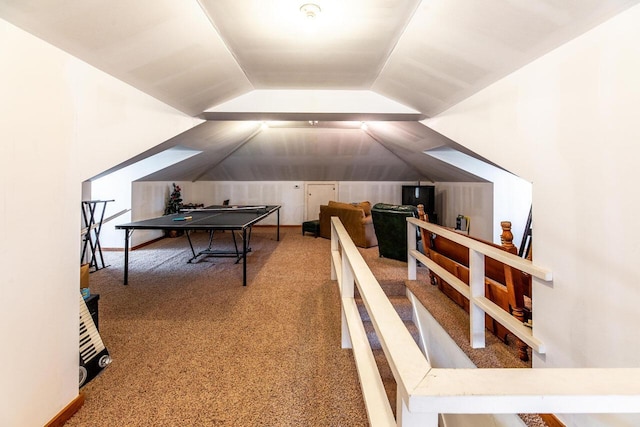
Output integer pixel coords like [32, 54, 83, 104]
[1, 0, 637, 182]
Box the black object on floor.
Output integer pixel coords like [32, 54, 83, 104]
[302, 219, 320, 237]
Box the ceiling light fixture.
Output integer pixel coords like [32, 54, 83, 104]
[300, 3, 321, 19]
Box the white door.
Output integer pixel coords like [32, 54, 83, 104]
[305, 183, 337, 221]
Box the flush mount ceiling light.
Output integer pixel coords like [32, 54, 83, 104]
[300, 3, 321, 19]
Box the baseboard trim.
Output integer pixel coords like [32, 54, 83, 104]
[540, 414, 565, 427]
[131, 237, 165, 250]
[102, 236, 165, 252]
[45, 393, 84, 427]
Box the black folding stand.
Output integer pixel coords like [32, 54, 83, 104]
[81, 200, 113, 272]
[185, 226, 253, 264]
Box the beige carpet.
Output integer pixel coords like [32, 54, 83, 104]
[71, 228, 368, 426]
[70, 227, 545, 426]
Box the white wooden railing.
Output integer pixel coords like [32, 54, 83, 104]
[331, 216, 640, 427]
[406, 217, 549, 354]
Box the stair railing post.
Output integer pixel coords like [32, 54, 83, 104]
[340, 249, 355, 349]
[330, 220, 339, 281]
[407, 219, 417, 280]
[397, 395, 438, 427]
[469, 248, 486, 348]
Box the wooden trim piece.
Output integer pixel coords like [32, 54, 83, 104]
[253, 224, 298, 229]
[408, 217, 552, 281]
[131, 237, 165, 250]
[45, 393, 84, 427]
[102, 237, 165, 252]
[540, 414, 565, 427]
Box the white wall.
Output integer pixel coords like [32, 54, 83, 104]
[92, 148, 202, 248]
[0, 18, 198, 427]
[427, 148, 531, 246]
[337, 181, 418, 206]
[129, 181, 197, 247]
[426, 5, 640, 426]
[111, 181, 440, 248]
[194, 181, 305, 225]
[127, 181, 307, 248]
[121, 180, 496, 250]
[120, 181, 421, 248]
[434, 182, 494, 242]
[192, 180, 418, 222]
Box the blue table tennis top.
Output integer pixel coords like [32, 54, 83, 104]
[116, 205, 280, 231]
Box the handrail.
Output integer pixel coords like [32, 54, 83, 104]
[333, 215, 640, 426]
[409, 248, 545, 353]
[407, 217, 551, 281]
[331, 217, 430, 425]
[407, 216, 549, 353]
[411, 367, 640, 414]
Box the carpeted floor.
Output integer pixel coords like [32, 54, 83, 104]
[69, 227, 544, 426]
[71, 228, 368, 426]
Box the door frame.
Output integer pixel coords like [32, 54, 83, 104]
[304, 181, 338, 221]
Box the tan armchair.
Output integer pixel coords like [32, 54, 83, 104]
[318, 201, 378, 248]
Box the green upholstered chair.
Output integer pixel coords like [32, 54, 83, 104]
[371, 203, 418, 262]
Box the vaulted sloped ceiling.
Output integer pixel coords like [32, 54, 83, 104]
[2, 0, 635, 117]
[1, 0, 637, 182]
[198, 0, 421, 90]
[195, 127, 420, 182]
[92, 121, 262, 181]
[133, 121, 482, 182]
[0, 0, 252, 116]
[364, 122, 491, 182]
[372, 0, 640, 115]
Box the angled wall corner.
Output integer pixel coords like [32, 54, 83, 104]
[425, 146, 532, 246]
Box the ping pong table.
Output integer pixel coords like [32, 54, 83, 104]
[115, 205, 281, 286]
